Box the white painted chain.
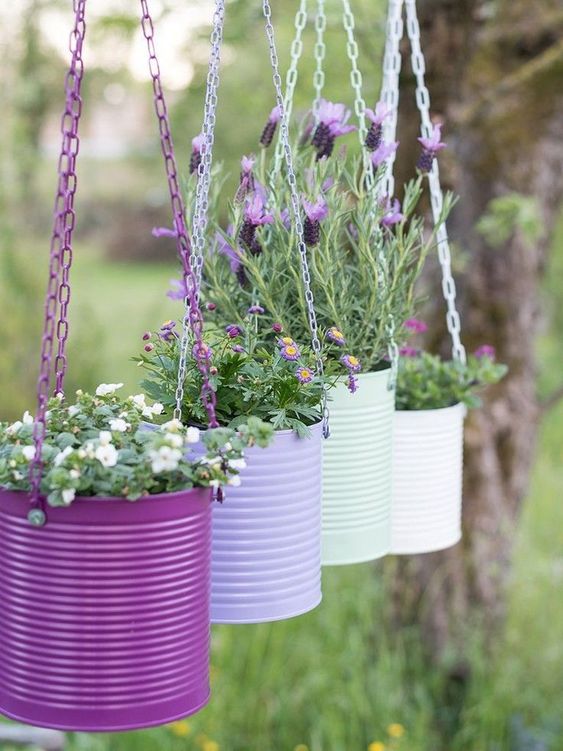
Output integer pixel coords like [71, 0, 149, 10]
[312, 0, 327, 121]
[263, 0, 330, 437]
[175, 0, 225, 419]
[341, 0, 368, 150]
[273, 0, 308, 174]
[404, 0, 466, 362]
[379, 0, 404, 200]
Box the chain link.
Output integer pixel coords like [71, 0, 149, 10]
[273, 0, 308, 173]
[379, 0, 403, 199]
[140, 0, 218, 425]
[30, 0, 87, 519]
[312, 0, 327, 121]
[263, 0, 329, 437]
[404, 0, 466, 363]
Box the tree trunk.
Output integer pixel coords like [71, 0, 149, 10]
[389, 0, 563, 656]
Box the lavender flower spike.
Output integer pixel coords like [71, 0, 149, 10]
[370, 140, 399, 169]
[302, 196, 329, 246]
[236, 154, 256, 202]
[240, 194, 274, 256]
[190, 133, 205, 174]
[381, 198, 405, 228]
[417, 123, 447, 172]
[260, 105, 282, 148]
[167, 278, 187, 301]
[152, 226, 178, 238]
[216, 230, 247, 287]
[364, 102, 391, 151]
[312, 99, 357, 160]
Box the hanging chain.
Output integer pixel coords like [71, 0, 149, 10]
[379, 0, 404, 199]
[263, 0, 329, 437]
[193, 0, 225, 292]
[140, 0, 218, 426]
[312, 0, 327, 121]
[29, 0, 87, 524]
[341, 0, 368, 150]
[273, 0, 308, 173]
[404, 0, 466, 363]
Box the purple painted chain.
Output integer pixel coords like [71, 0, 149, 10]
[29, 0, 86, 522]
[139, 0, 217, 428]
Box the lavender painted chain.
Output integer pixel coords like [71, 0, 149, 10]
[29, 0, 87, 525]
[140, 0, 218, 427]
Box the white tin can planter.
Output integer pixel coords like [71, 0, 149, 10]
[322, 368, 395, 566]
[391, 402, 465, 555]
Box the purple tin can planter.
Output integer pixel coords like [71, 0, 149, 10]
[0, 487, 212, 732]
[210, 422, 323, 624]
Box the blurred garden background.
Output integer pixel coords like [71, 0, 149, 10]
[0, 0, 562, 749]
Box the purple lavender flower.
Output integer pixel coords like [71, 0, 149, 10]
[190, 133, 205, 174]
[311, 100, 357, 160]
[474, 344, 496, 360]
[159, 320, 178, 342]
[192, 342, 212, 360]
[326, 326, 346, 346]
[399, 346, 420, 357]
[216, 230, 247, 287]
[404, 318, 428, 334]
[364, 102, 391, 150]
[340, 354, 361, 373]
[161, 320, 176, 330]
[153, 227, 178, 239]
[417, 123, 447, 172]
[304, 169, 336, 194]
[280, 343, 301, 361]
[259, 105, 282, 148]
[280, 207, 291, 230]
[235, 154, 256, 202]
[142, 331, 151, 341]
[206, 302, 217, 311]
[232, 344, 245, 354]
[167, 277, 187, 301]
[302, 196, 329, 246]
[370, 140, 399, 169]
[144, 343, 154, 353]
[347, 374, 359, 393]
[381, 198, 405, 228]
[248, 304, 265, 315]
[240, 194, 274, 256]
[272, 323, 283, 333]
[295, 366, 314, 384]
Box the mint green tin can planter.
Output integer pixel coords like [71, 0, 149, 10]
[321, 368, 395, 565]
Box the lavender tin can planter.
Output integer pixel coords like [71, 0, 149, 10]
[211, 422, 323, 624]
[0, 487, 212, 732]
[391, 403, 465, 554]
[322, 369, 395, 566]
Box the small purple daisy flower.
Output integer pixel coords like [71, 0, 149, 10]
[340, 354, 361, 373]
[326, 326, 346, 346]
[232, 344, 245, 354]
[295, 366, 314, 384]
[364, 102, 391, 151]
[142, 331, 151, 341]
[474, 344, 496, 360]
[144, 343, 154, 353]
[417, 123, 447, 172]
[259, 105, 282, 148]
[272, 323, 283, 333]
[190, 133, 205, 174]
[206, 302, 217, 311]
[248, 304, 265, 315]
[404, 318, 428, 334]
[225, 324, 242, 339]
[280, 343, 301, 361]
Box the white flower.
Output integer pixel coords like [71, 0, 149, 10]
[95, 443, 118, 468]
[210, 479, 220, 490]
[68, 405, 80, 417]
[21, 445, 36, 462]
[228, 458, 247, 471]
[55, 392, 64, 401]
[13, 471, 24, 481]
[118, 411, 129, 419]
[6, 421, 23, 436]
[150, 446, 182, 473]
[83, 442, 95, 459]
[131, 394, 147, 409]
[227, 475, 242, 487]
[96, 383, 124, 397]
[109, 418, 129, 433]
[69, 469, 81, 479]
[152, 402, 164, 415]
[54, 446, 74, 466]
[162, 418, 182, 433]
[99, 431, 112, 446]
[199, 455, 222, 470]
[61, 488, 76, 506]
[77, 448, 86, 459]
[186, 426, 200, 444]
[165, 433, 184, 449]
[22, 411, 34, 425]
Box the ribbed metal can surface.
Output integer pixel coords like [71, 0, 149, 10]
[391, 403, 464, 554]
[322, 369, 395, 566]
[211, 422, 323, 624]
[0, 487, 212, 732]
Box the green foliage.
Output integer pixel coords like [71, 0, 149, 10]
[395, 352, 508, 411]
[197, 143, 453, 373]
[136, 313, 352, 436]
[476, 193, 543, 248]
[0, 386, 273, 506]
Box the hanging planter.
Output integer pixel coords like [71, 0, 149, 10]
[0, 486, 212, 731]
[211, 423, 323, 623]
[390, 403, 464, 554]
[322, 368, 395, 566]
